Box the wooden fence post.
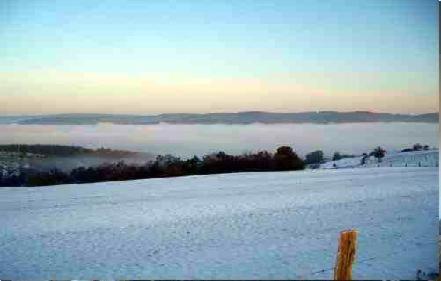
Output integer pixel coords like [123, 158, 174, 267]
[334, 229, 357, 280]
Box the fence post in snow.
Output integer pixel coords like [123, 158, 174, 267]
[334, 229, 357, 280]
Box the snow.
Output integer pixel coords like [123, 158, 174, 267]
[320, 150, 439, 169]
[0, 167, 438, 279]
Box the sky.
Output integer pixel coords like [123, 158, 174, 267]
[0, 0, 438, 115]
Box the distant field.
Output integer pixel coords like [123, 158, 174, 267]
[320, 150, 439, 169]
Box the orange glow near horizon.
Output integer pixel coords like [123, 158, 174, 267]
[0, 71, 438, 115]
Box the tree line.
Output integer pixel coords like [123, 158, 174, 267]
[0, 144, 140, 157]
[1, 143, 432, 187]
[0, 146, 305, 187]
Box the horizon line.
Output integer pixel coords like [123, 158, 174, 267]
[0, 110, 439, 117]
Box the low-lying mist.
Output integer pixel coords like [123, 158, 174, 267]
[25, 154, 155, 173]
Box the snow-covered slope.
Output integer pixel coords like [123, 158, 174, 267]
[320, 150, 439, 169]
[0, 167, 438, 279]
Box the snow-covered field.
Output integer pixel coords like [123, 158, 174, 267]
[320, 150, 439, 169]
[0, 167, 438, 279]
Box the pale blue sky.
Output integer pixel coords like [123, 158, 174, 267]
[0, 0, 438, 114]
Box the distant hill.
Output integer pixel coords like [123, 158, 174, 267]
[0, 111, 438, 125]
[0, 144, 147, 157]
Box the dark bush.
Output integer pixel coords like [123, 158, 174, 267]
[370, 146, 386, 163]
[360, 153, 368, 165]
[402, 144, 430, 152]
[26, 168, 71, 186]
[274, 146, 305, 171]
[332, 152, 356, 161]
[413, 143, 423, 151]
[332, 152, 342, 161]
[305, 150, 324, 164]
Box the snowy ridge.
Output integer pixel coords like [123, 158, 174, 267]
[0, 167, 437, 279]
[320, 150, 439, 169]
